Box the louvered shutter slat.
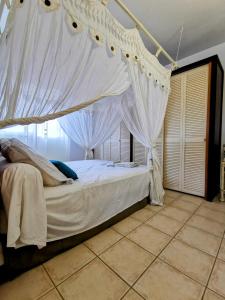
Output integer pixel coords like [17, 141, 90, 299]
[133, 139, 147, 165]
[164, 75, 183, 190]
[164, 64, 209, 197]
[103, 141, 111, 160]
[94, 121, 131, 162]
[183, 65, 208, 196]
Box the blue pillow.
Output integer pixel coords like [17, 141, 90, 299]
[50, 160, 78, 180]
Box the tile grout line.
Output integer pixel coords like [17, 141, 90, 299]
[41, 264, 66, 300]
[157, 257, 208, 288]
[171, 194, 225, 300]
[42, 264, 57, 287]
[84, 206, 167, 300]
[35, 265, 65, 300]
[83, 229, 124, 256]
[39, 195, 224, 300]
[205, 287, 225, 300]
[115, 196, 202, 291]
[51, 206, 160, 292]
[129, 199, 207, 297]
[54, 287, 65, 300]
[194, 211, 225, 227]
[169, 200, 220, 299]
[181, 221, 225, 239]
[167, 196, 225, 299]
[200, 221, 225, 300]
[43, 253, 97, 290]
[111, 203, 172, 244]
[120, 194, 192, 295]
[84, 232, 158, 299]
[3, 193, 225, 300]
[36, 287, 56, 300]
[124, 196, 225, 298]
[52, 197, 201, 288]
[172, 235, 219, 258]
[120, 287, 145, 300]
[112, 206, 159, 237]
[161, 196, 221, 297]
[84, 245, 137, 299]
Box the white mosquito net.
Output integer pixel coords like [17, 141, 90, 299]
[0, 0, 171, 204]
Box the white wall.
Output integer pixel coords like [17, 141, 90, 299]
[177, 41, 225, 153]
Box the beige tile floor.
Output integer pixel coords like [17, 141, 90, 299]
[1, 191, 225, 300]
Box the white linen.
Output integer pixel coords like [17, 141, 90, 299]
[120, 63, 170, 205]
[0, 0, 130, 126]
[45, 160, 150, 241]
[58, 96, 123, 159]
[1, 163, 47, 249]
[0, 0, 170, 128]
[0, 0, 171, 206]
[0, 138, 73, 186]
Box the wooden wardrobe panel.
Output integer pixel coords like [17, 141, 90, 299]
[164, 75, 183, 140]
[133, 138, 147, 165]
[184, 66, 209, 139]
[120, 122, 130, 162]
[164, 65, 209, 196]
[183, 65, 209, 196]
[164, 55, 223, 201]
[183, 142, 206, 196]
[110, 127, 121, 162]
[164, 74, 183, 190]
[164, 142, 181, 190]
[94, 121, 131, 162]
[103, 141, 111, 160]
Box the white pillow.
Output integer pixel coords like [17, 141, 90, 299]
[0, 138, 73, 187]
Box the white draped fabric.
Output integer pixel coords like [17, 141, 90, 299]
[120, 63, 169, 205]
[0, 0, 129, 126]
[58, 96, 123, 159]
[0, 0, 171, 204]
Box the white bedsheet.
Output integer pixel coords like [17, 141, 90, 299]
[45, 160, 150, 241]
[1, 163, 46, 249]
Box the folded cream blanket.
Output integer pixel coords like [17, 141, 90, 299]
[1, 163, 47, 249]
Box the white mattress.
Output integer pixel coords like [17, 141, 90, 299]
[45, 160, 150, 241]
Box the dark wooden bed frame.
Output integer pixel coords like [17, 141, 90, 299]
[0, 197, 149, 283]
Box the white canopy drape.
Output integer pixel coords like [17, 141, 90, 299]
[120, 63, 169, 205]
[0, 0, 171, 204]
[58, 96, 123, 159]
[0, 0, 130, 126]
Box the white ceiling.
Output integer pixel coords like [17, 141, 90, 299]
[107, 0, 225, 65]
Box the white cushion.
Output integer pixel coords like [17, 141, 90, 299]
[0, 138, 72, 187]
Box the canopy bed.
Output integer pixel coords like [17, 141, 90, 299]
[0, 0, 172, 280]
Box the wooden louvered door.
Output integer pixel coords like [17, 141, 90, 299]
[182, 65, 209, 196]
[164, 74, 183, 191]
[164, 64, 210, 197]
[94, 121, 131, 162]
[110, 127, 121, 162]
[133, 138, 147, 165]
[120, 122, 131, 162]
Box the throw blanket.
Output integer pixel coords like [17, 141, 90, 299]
[1, 163, 47, 249]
